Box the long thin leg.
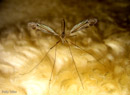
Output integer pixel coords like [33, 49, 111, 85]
[74, 35, 77, 45]
[48, 44, 57, 94]
[68, 35, 77, 45]
[20, 40, 60, 75]
[69, 41, 102, 64]
[68, 44, 84, 89]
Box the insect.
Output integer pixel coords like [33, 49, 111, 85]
[23, 18, 98, 92]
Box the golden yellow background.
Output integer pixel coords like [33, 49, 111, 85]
[0, 0, 130, 95]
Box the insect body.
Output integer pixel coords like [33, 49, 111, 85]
[28, 19, 97, 44]
[27, 18, 97, 91]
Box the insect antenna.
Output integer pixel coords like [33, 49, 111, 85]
[20, 40, 60, 75]
[68, 43, 84, 89]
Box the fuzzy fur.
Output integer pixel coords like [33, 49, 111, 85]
[0, 0, 130, 95]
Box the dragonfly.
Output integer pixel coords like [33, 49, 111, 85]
[23, 18, 98, 91]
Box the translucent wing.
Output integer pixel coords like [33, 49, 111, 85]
[70, 18, 97, 34]
[28, 22, 58, 36]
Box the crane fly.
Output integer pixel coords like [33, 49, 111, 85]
[22, 18, 98, 92]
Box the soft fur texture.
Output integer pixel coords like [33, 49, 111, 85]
[0, 0, 130, 95]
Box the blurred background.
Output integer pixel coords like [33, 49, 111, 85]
[0, 0, 130, 29]
[0, 0, 130, 95]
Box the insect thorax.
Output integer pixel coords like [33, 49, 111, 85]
[59, 35, 66, 44]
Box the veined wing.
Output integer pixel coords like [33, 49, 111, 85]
[70, 18, 97, 34]
[28, 22, 58, 36]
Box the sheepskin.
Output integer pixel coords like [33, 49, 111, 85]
[0, 0, 130, 95]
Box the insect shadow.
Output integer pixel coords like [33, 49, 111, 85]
[21, 18, 98, 92]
